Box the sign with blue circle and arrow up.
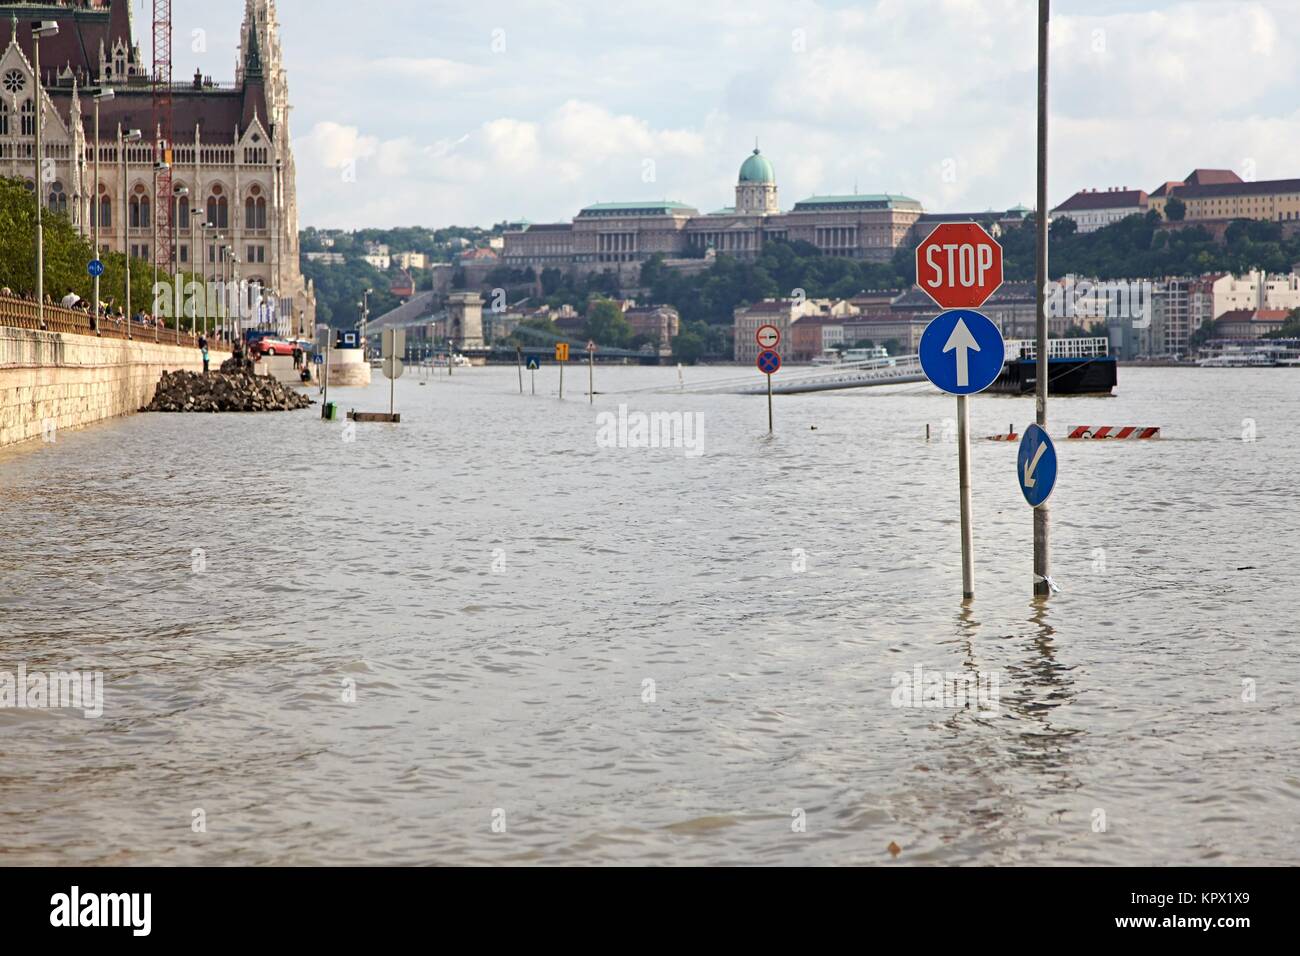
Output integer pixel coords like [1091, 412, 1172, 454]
[1017, 422, 1057, 508]
[87, 259, 104, 277]
[918, 309, 1006, 395]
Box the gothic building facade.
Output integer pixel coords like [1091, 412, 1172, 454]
[0, 0, 313, 331]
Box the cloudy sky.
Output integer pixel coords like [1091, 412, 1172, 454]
[164, 0, 1300, 230]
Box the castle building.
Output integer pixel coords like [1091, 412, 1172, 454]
[0, 0, 314, 332]
[502, 147, 924, 280]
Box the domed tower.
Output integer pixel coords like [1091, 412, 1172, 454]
[735, 147, 779, 215]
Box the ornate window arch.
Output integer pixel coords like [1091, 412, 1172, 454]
[245, 183, 267, 230]
[94, 183, 112, 228]
[129, 183, 151, 228]
[206, 183, 229, 229]
[20, 99, 35, 136]
[49, 181, 67, 216]
[0, 100, 8, 136]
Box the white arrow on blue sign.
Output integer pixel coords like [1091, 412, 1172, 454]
[918, 309, 1006, 395]
[87, 259, 104, 277]
[1017, 422, 1057, 508]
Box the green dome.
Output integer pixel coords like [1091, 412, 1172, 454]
[738, 148, 775, 184]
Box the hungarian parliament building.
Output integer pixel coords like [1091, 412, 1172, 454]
[0, 0, 314, 330]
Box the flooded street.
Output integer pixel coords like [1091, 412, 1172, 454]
[1, 365, 1297, 865]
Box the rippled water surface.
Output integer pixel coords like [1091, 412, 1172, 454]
[1, 365, 1297, 865]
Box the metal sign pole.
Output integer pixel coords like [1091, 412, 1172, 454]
[767, 372, 773, 434]
[1034, 0, 1052, 597]
[517, 346, 523, 394]
[559, 360, 564, 400]
[957, 394, 974, 600]
[588, 347, 594, 404]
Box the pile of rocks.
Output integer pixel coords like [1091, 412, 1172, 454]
[143, 369, 314, 413]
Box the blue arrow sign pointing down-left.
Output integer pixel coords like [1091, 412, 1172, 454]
[1017, 422, 1058, 508]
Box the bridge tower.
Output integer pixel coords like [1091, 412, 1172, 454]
[446, 292, 484, 349]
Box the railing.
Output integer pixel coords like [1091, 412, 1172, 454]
[0, 297, 230, 351]
[1005, 337, 1109, 359]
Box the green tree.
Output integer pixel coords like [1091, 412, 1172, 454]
[585, 297, 632, 347]
[1165, 197, 1186, 221]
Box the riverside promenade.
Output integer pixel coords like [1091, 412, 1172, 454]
[0, 298, 229, 448]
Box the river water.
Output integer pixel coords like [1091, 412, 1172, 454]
[1, 364, 1296, 865]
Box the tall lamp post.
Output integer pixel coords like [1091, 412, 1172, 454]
[199, 221, 217, 337]
[120, 126, 142, 337]
[152, 160, 169, 342]
[173, 184, 188, 342]
[91, 88, 114, 335]
[32, 20, 58, 330]
[229, 250, 241, 347]
[360, 287, 372, 355]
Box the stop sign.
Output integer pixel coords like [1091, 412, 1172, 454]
[914, 222, 1004, 310]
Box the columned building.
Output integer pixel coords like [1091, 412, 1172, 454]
[502, 147, 924, 276]
[0, 0, 314, 331]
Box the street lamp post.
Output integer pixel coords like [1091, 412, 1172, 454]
[229, 250, 240, 348]
[152, 160, 169, 342]
[32, 20, 58, 330]
[120, 126, 142, 338]
[360, 287, 372, 355]
[200, 222, 216, 337]
[173, 185, 188, 341]
[91, 89, 114, 335]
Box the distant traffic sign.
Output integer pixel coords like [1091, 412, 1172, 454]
[757, 349, 781, 375]
[87, 259, 104, 277]
[755, 324, 781, 349]
[555, 343, 570, 362]
[918, 309, 1006, 395]
[526, 356, 541, 371]
[1017, 423, 1057, 508]
[586, 340, 597, 352]
[915, 222, 1004, 310]
[381, 356, 404, 380]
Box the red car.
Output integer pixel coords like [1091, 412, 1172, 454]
[251, 336, 296, 356]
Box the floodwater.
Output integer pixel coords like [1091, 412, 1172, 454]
[1, 364, 1297, 865]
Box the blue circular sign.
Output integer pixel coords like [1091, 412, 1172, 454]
[918, 309, 1006, 395]
[87, 259, 104, 277]
[757, 349, 781, 375]
[1017, 422, 1058, 508]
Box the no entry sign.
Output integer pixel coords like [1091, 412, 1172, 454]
[915, 222, 1004, 310]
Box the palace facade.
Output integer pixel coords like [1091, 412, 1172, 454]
[0, 0, 313, 331]
[502, 148, 925, 281]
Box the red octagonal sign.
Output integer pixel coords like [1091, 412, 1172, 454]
[914, 222, 1004, 310]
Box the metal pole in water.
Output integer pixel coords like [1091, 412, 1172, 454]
[588, 347, 594, 404]
[559, 361, 564, 401]
[766, 372, 773, 434]
[957, 394, 974, 600]
[1034, 0, 1052, 598]
[517, 346, 523, 394]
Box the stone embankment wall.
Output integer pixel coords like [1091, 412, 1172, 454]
[1, 325, 206, 448]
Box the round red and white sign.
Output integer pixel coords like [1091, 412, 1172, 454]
[755, 324, 781, 349]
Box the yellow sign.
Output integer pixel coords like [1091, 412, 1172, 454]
[555, 343, 570, 362]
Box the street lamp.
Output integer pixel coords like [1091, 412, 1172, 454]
[360, 287, 372, 354]
[199, 221, 217, 337]
[91, 88, 114, 335]
[120, 126, 142, 338]
[173, 184, 188, 342]
[152, 160, 169, 342]
[32, 20, 58, 330]
[229, 250, 241, 347]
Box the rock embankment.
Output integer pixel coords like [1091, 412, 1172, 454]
[142, 369, 313, 413]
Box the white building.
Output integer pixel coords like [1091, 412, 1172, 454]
[1051, 187, 1149, 233]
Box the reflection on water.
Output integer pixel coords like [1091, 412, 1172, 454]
[0, 366, 1296, 865]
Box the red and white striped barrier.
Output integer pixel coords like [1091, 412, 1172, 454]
[1067, 425, 1160, 440]
[986, 433, 1019, 442]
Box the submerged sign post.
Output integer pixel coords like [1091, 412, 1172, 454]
[916, 222, 1005, 600]
[756, 325, 782, 434]
[1017, 422, 1057, 508]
